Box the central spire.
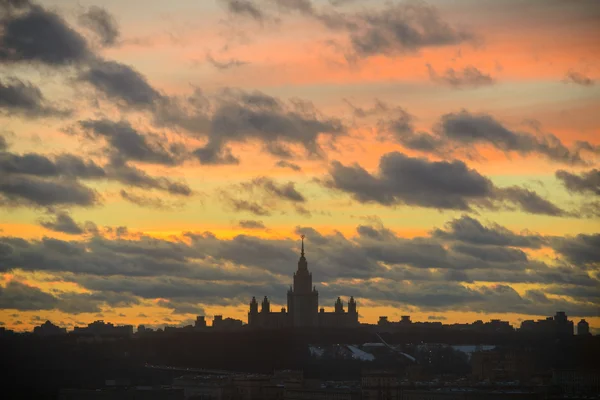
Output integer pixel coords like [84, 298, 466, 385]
[301, 234, 305, 257]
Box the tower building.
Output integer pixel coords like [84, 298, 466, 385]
[248, 236, 359, 329]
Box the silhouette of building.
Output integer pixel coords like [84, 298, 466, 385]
[577, 319, 590, 336]
[519, 311, 574, 336]
[33, 320, 67, 336]
[194, 316, 207, 329]
[248, 236, 359, 329]
[212, 315, 243, 330]
[72, 320, 133, 338]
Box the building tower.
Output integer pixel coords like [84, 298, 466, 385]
[577, 319, 590, 336]
[334, 297, 344, 313]
[287, 235, 319, 327]
[348, 296, 357, 314]
[261, 296, 270, 313]
[248, 297, 258, 325]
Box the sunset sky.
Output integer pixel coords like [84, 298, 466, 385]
[0, 0, 599, 333]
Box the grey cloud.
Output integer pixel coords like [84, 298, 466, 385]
[564, 69, 594, 86]
[497, 186, 565, 217]
[556, 169, 600, 196]
[106, 157, 192, 196]
[243, 176, 305, 203]
[0, 78, 70, 117]
[326, 151, 494, 210]
[326, 151, 564, 215]
[79, 119, 183, 166]
[206, 53, 249, 70]
[432, 215, 546, 248]
[120, 190, 180, 210]
[192, 89, 344, 164]
[239, 220, 266, 229]
[40, 211, 84, 235]
[451, 243, 527, 263]
[221, 0, 265, 22]
[0, 175, 98, 207]
[80, 59, 162, 107]
[550, 234, 600, 269]
[0, 134, 6, 151]
[438, 110, 592, 165]
[0, 2, 90, 65]
[0, 151, 105, 178]
[157, 299, 205, 315]
[275, 160, 301, 171]
[0, 280, 56, 311]
[427, 64, 495, 88]
[229, 199, 271, 216]
[78, 6, 119, 47]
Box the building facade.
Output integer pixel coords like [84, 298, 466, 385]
[248, 237, 359, 329]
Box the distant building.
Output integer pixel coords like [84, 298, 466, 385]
[553, 369, 600, 396]
[519, 311, 574, 336]
[33, 320, 66, 336]
[471, 348, 535, 382]
[72, 320, 133, 338]
[577, 319, 590, 336]
[361, 370, 401, 400]
[248, 237, 359, 329]
[213, 315, 243, 330]
[194, 316, 207, 329]
[58, 387, 183, 400]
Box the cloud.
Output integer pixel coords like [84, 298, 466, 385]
[0, 77, 70, 117]
[78, 6, 120, 47]
[239, 220, 266, 229]
[120, 189, 182, 210]
[325, 151, 564, 215]
[221, 176, 306, 216]
[426, 64, 495, 88]
[206, 53, 249, 70]
[0, 281, 57, 311]
[79, 59, 162, 107]
[0, 151, 105, 179]
[563, 69, 594, 86]
[0, 1, 91, 65]
[0, 175, 98, 207]
[556, 169, 600, 196]
[431, 215, 546, 248]
[105, 157, 192, 196]
[79, 119, 184, 166]
[373, 106, 598, 166]
[550, 234, 600, 269]
[437, 110, 593, 165]
[221, 0, 266, 22]
[275, 160, 301, 171]
[40, 211, 84, 235]
[191, 89, 344, 164]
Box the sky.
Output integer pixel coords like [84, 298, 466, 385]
[0, 0, 599, 333]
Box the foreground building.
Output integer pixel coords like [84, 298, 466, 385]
[248, 237, 359, 329]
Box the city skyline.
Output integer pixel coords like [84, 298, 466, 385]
[1, 0, 599, 334]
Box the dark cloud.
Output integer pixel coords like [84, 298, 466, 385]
[157, 299, 205, 315]
[373, 106, 597, 166]
[79, 119, 183, 166]
[550, 234, 600, 269]
[78, 6, 119, 47]
[105, 157, 192, 196]
[326, 151, 493, 210]
[0, 1, 90, 65]
[0, 77, 69, 117]
[221, 0, 265, 22]
[80, 60, 162, 107]
[0, 134, 6, 151]
[563, 69, 594, 86]
[556, 169, 600, 196]
[432, 215, 546, 248]
[191, 89, 344, 164]
[206, 53, 249, 70]
[40, 211, 84, 235]
[426, 64, 495, 88]
[0, 175, 98, 207]
[275, 160, 301, 171]
[0, 280, 56, 311]
[325, 151, 565, 215]
[0, 151, 105, 178]
[120, 190, 181, 210]
[437, 110, 592, 165]
[497, 186, 566, 217]
[224, 1, 473, 59]
[221, 176, 306, 216]
[239, 220, 266, 229]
